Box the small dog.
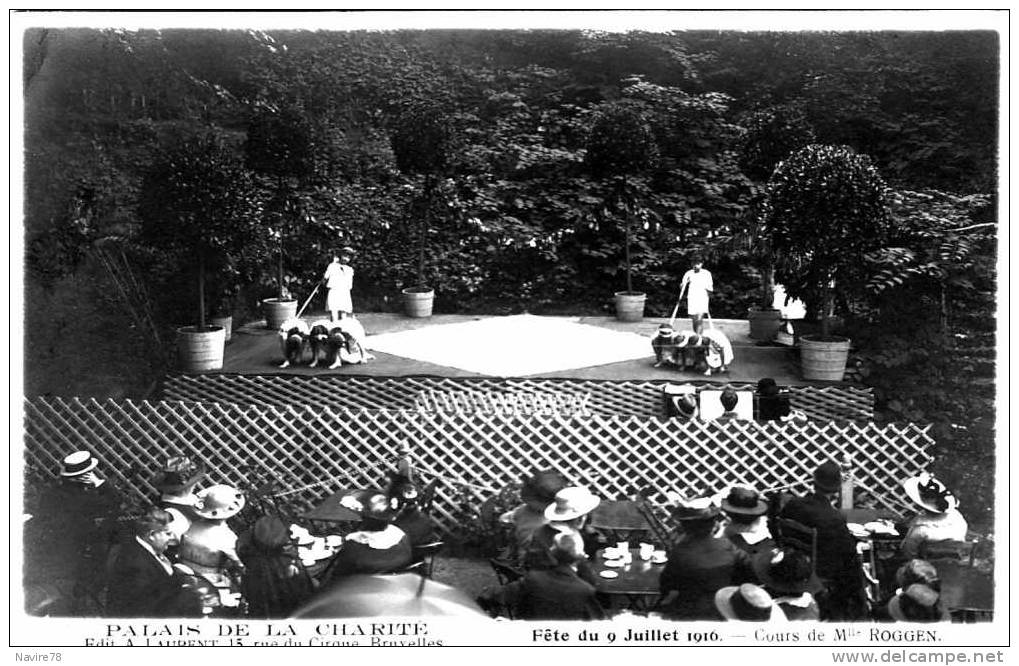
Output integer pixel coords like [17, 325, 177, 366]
[278, 318, 309, 369]
[326, 325, 347, 370]
[700, 328, 734, 376]
[330, 314, 374, 368]
[307, 320, 332, 368]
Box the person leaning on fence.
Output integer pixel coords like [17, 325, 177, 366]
[900, 473, 969, 560]
[752, 547, 823, 621]
[721, 486, 774, 558]
[237, 515, 314, 619]
[678, 254, 713, 336]
[777, 461, 868, 621]
[28, 451, 125, 614]
[323, 246, 355, 322]
[492, 531, 607, 621]
[499, 470, 568, 564]
[524, 486, 602, 586]
[320, 492, 413, 586]
[658, 498, 755, 621]
[106, 507, 204, 618]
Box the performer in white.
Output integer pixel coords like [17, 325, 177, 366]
[678, 255, 713, 335]
[323, 246, 355, 322]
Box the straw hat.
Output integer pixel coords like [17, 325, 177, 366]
[902, 473, 958, 514]
[888, 584, 951, 622]
[60, 451, 98, 477]
[544, 486, 601, 522]
[722, 487, 768, 516]
[193, 484, 246, 520]
[714, 584, 787, 622]
[670, 496, 721, 522]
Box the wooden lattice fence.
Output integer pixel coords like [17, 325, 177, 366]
[23, 397, 929, 534]
[162, 374, 876, 422]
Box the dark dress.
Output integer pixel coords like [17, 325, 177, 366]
[659, 534, 754, 620]
[106, 538, 202, 617]
[779, 493, 867, 620]
[506, 565, 606, 621]
[523, 524, 599, 586]
[321, 526, 413, 586]
[239, 546, 314, 618]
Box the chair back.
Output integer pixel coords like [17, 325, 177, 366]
[634, 501, 671, 548]
[774, 517, 818, 574]
[489, 558, 524, 586]
[411, 541, 444, 578]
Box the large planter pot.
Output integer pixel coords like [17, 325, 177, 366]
[210, 315, 233, 342]
[748, 307, 783, 341]
[176, 325, 225, 373]
[800, 335, 851, 381]
[263, 298, 298, 330]
[402, 287, 434, 318]
[614, 291, 646, 323]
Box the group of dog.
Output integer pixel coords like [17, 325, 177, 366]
[278, 315, 374, 369]
[651, 323, 735, 376]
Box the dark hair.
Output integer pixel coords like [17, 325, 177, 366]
[690, 254, 704, 264]
[681, 517, 717, 537]
[133, 507, 173, 538]
[720, 388, 739, 411]
[757, 378, 778, 395]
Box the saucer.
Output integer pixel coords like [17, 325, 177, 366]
[651, 556, 668, 565]
[603, 558, 626, 568]
[599, 570, 620, 579]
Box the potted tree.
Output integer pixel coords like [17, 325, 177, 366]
[137, 134, 262, 372]
[765, 144, 892, 380]
[390, 103, 461, 318]
[244, 106, 337, 329]
[585, 102, 659, 322]
[735, 107, 815, 341]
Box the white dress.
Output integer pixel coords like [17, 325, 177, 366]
[682, 269, 713, 315]
[324, 262, 354, 313]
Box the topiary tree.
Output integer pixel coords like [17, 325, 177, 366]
[137, 134, 263, 331]
[585, 102, 659, 295]
[765, 144, 891, 337]
[390, 102, 462, 291]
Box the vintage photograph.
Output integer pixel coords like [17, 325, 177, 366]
[12, 9, 1004, 651]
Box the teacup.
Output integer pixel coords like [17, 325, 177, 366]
[639, 543, 654, 560]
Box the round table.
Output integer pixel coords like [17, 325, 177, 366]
[593, 548, 666, 613]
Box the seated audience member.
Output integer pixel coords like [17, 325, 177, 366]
[659, 498, 754, 620]
[238, 515, 314, 618]
[714, 583, 786, 622]
[778, 461, 867, 621]
[152, 456, 205, 544]
[752, 547, 822, 621]
[900, 473, 969, 560]
[496, 532, 606, 621]
[385, 472, 437, 553]
[887, 584, 951, 623]
[525, 486, 602, 581]
[321, 492, 413, 585]
[714, 387, 744, 423]
[178, 485, 246, 590]
[756, 378, 792, 422]
[872, 559, 942, 621]
[662, 384, 699, 421]
[721, 486, 774, 558]
[106, 508, 203, 617]
[499, 470, 568, 563]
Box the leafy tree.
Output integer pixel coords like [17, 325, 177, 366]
[137, 134, 263, 330]
[765, 144, 892, 337]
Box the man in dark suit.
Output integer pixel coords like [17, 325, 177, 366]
[778, 461, 867, 620]
[500, 532, 605, 620]
[107, 508, 202, 617]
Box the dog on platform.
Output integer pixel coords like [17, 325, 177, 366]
[329, 313, 374, 369]
[307, 320, 332, 368]
[278, 317, 309, 369]
[651, 324, 683, 367]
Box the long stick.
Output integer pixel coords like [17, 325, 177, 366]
[668, 302, 680, 328]
[296, 283, 321, 319]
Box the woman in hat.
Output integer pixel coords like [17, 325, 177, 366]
[721, 486, 774, 558]
[900, 473, 969, 559]
[178, 484, 246, 589]
[714, 583, 787, 622]
[886, 583, 951, 623]
[872, 559, 942, 621]
[152, 456, 205, 542]
[659, 498, 754, 620]
[320, 492, 413, 586]
[385, 472, 437, 552]
[499, 470, 568, 563]
[752, 547, 822, 621]
[523, 486, 602, 581]
[322, 246, 355, 322]
[238, 515, 314, 618]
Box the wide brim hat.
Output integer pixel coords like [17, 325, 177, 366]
[194, 484, 246, 520]
[60, 450, 98, 477]
[714, 584, 787, 622]
[339, 246, 356, 258]
[670, 497, 721, 522]
[888, 584, 951, 622]
[752, 549, 823, 595]
[521, 470, 568, 508]
[902, 474, 959, 514]
[722, 487, 768, 516]
[152, 456, 205, 493]
[544, 486, 601, 522]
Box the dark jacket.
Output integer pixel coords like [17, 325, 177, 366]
[321, 528, 413, 585]
[505, 565, 606, 621]
[524, 524, 599, 586]
[106, 538, 200, 617]
[659, 534, 753, 620]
